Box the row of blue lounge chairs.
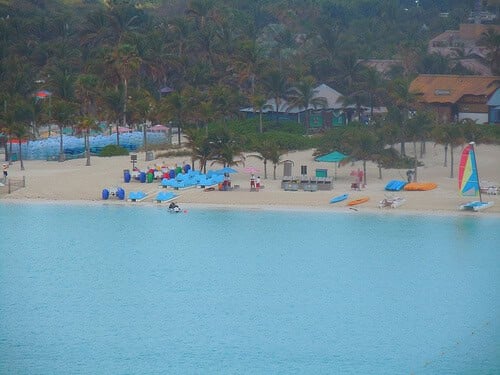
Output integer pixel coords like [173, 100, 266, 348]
[161, 170, 226, 190]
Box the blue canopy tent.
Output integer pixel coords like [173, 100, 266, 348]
[315, 151, 348, 180]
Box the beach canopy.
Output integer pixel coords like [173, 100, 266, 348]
[315, 151, 348, 180]
[315, 151, 347, 163]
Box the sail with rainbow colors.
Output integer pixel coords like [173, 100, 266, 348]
[458, 143, 480, 197]
[458, 142, 494, 211]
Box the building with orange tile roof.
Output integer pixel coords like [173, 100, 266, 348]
[409, 75, 500, 124]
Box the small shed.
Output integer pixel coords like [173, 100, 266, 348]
[487, 88, 500, 124]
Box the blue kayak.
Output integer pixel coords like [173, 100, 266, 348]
[330, 193, 349, 203]
[385, 180, 407, 191]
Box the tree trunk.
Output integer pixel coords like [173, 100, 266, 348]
[378, 163, 382, 179]
[450, 146, 454, 179]
[143, 124, 148, 157]
[122, 78, 128, 129]
[85, 131, 91, 166]
[264, 159, 268, 179]
[116, 123, 120, 145]
[362, 160, 367, 186]
[420, 141, 425, 158]
[3, 142, 7, 162]
[177, 120, 182, 145]
[9, 139, 12, 165]
[273, 164, 277, 180]
[259, 112, 263, 133]
[413, 141, 418, 182]
[59, 126, 64, 162]
[18, 142, 24, 171]
[444, 144, 448, 167]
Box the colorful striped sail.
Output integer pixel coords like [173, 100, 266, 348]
[458, 143, 480, 197]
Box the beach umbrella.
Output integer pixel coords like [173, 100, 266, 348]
[215, 167, 237, 175]
[315, 151, 348, 180]
[151, 124, 169, 132]
[243, 166, 260, 174]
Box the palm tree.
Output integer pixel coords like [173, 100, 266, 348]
[479, 28, 500, 75]
[10, 98, 32, 170]
[406, 111, 433, 182]
[250, 94, 271, 134]
[107, 43, 141, 134]
[247, 138, 286, 180]
[388, 78, 419, 156]
[342, 125, 382, 186]
[208, 84, 241, 129]
[287, 77, 327, 130]
[432, 123, 464, 179]
[75, 73, 99, 117]
[183, 127, 213, 173]
[262, 70, 288, 124]
[208, 127, 245, 168]
[333, 52, 364, 92]
[76, 116, 98, 166]
[101, 89, 123, 145]
[51, 98, 78, 162]
[160, 90, 190, 145]
[11, 122, 29, 171]
[358, 68, 386, 122]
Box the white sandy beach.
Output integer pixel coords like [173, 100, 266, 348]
[1, 143, 499, 215]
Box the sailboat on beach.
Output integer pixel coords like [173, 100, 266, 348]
[458, 142, 494, 212]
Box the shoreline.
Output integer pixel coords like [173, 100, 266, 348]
[2, 198, 500, 219]
[1, 144, 499, 217]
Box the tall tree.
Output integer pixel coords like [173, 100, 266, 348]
[51, 99, 78, 161]
[432, 123, 464, 179]
[388, 78, 419, 156]
[262, 70, 288, 124]
[287, 77, 327, 130]
[76, 116, 98, 166]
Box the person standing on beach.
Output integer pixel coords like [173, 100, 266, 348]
[250, 174, 256, 190]
[256, 176, 261, 191]
[2, 163, 7, 183]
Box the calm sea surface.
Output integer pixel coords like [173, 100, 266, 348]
[0, 203, 499, 375]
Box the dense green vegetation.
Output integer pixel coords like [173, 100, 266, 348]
[0, 0, 499, 176]
[99, 144, 129, 157]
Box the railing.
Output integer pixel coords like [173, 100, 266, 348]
[0, 176, 26, 195]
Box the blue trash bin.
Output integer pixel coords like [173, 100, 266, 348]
[124, 169, 131, 183]
[116, 188, 125, 200]
[102, 189, 110, 200]
[139, 172, 146, 183]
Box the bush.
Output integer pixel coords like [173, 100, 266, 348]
[99, 145, 129, 157]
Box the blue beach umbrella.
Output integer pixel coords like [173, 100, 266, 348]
[215, 167, 238, 175]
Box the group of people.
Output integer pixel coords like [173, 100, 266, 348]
[250, 174, 261, 191]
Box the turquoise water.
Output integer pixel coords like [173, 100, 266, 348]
[0, 203, 499, 374]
